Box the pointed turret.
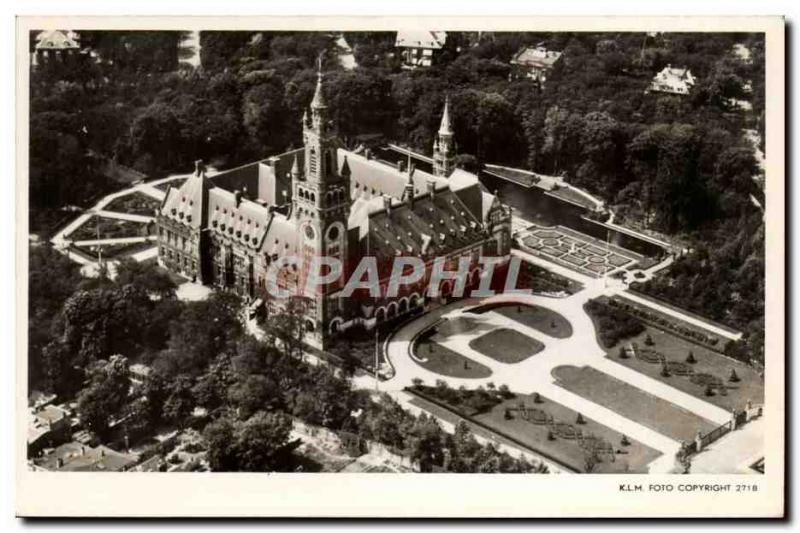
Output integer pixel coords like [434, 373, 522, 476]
[291, 153, 302, 180]
[433, 97, 456, 177]
[341, 155, 351, 177]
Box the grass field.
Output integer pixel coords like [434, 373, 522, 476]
[552, 365, 717, 442]
[606, 326, 764, 412]
[468, 328, 544, 364]
[413, 338, 492, 379]
[491, 303, 573, 339]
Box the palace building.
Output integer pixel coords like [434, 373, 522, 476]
[156, 68, 512, 348]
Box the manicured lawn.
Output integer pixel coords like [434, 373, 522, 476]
[491, 303, 573, 339]
[413, 338, 492, 379]
[552, 365, 717, 443]
[474, 392, 662, 473]
[606, 326, 764, 412]
[468, 328, 544, 364]
[104, 192, 162, 216]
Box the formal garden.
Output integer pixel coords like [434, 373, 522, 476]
[551, 365, 717, 443]
[468, 328, 544, 364]
[607, 327, 764, 412]
[407, 381, 661, 473]
[104, 192, 162, 216]
[67, 215, 152, 242]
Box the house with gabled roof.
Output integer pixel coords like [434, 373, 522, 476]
[395, 31, 447, 69]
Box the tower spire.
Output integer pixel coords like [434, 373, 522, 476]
[311, 52, 326, 110]
[438, 96, 453, 135]
[433, 97, 456, 177]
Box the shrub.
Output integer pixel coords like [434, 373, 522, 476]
[504, 408, 512, 420]
[618, 346, 628, 359]
[704, 384, 714, 397]
[729, 369, 740, 382]
[533, 392, 542, 404]
[660, 363, 671, 378]
[686, 351, 697, 364]
[584, 299, 645, 348]
[644, 334, 654, 346]
[547, 430, 555, 441]
[576, 413, 586, 425]
[620, 434, 630, 446]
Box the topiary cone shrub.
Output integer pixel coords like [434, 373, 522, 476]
[576, 413, 586, 424]
[704, 384, 715, 397]
[620, 434, 630, 446]
[729, 368, 740, 382]
[645, 334, 654, 346]
[686, 351, 697, 364]
[618, 346, 628, 359]
[547, 430, 555, 441]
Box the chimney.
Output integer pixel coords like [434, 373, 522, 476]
[56, 457, 64, 468]
[383, 195, 392, 215]
[364, 148, 372, 160]
[397, 160, 406, 172]
[234, 190, 242, 206]
[194, 159, 205, 177]
[427, 180, 436, 199]
[81, 445, 86, 456]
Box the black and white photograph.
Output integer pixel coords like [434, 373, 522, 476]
[14, 14, 785, 518]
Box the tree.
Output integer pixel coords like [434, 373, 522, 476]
[203, 414, 238, 471]
[114, 257, 177, 299]
[141, 370, 169, 427]
[162, 374, 196, 425]
[193, 355, 236, 411]
[228, 374, 282, 420]
[203, 411, 297, 472]
[76, 355, 131, 439]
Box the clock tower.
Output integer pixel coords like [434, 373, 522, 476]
[292, 60, 350, 346]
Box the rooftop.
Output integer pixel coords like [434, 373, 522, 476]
[395, 31, 447, 50]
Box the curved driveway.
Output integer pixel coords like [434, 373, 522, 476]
[381, 289, 733, 473]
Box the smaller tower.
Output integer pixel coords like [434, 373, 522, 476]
[433, 97, 456, 177]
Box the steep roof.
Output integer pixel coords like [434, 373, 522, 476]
[360, 188, 485, 265]
[207, 189, 272, 251]
[160, 165, 211, 229]
[395, 31, 447, 50]
[338, 149, 449, 202]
